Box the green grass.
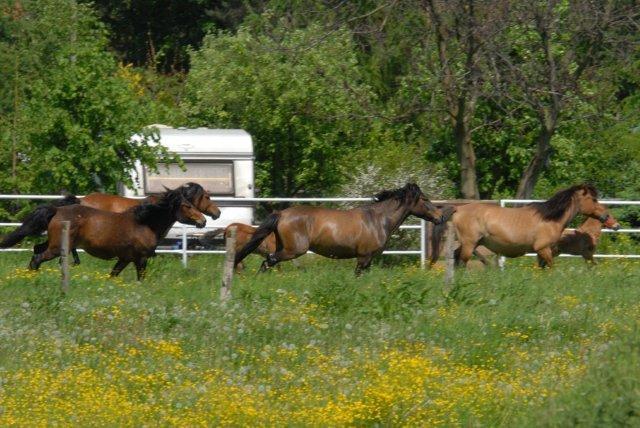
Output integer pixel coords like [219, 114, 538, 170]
[0, 252, 639, 425]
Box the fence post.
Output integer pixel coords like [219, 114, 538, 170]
[182, 225, 188, 268]
[60, 221, 70, 293]
[443, 223, 456, 287]
[498, 199, 506, 270]
[420, 219, 427, 269]
[220, 226, 237, 302]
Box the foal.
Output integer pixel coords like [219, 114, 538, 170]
[431, 184, 611, 268]
[234, 183, 445, 275]
[553, 214, 620, 264]
[28, 189, 206, 280]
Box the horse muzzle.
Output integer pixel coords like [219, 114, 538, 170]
[195, 219, 207, 228]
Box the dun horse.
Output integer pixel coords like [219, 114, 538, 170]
[234, 183, 446, 275]
[2, 188, 206, 280]
[201, 223, 276, 271]
[430, 184, 614, 268]
[553, 214, 620, 264]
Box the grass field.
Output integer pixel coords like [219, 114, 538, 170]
[0, 252, 639, 426]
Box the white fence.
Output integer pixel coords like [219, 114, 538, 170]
[0, 195, 639, 268]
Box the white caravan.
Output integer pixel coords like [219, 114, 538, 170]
[121, 126, 254, 238]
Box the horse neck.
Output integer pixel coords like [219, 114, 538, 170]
[370, 198, 410, 237]
[557, 196, 581, 229]
[140, 207, 178, 239]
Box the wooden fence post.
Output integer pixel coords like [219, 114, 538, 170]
[60, 221, 70, 293]
[443, 223, 456, 287]
[220, 226, 237, 302]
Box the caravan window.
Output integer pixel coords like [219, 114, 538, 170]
[144, 161, 234, 195]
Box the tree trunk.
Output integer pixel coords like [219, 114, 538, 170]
[454, 101, 479, 199]
[516, 124, 555, 198]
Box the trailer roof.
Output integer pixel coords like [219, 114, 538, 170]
[148, 126, 253, 156]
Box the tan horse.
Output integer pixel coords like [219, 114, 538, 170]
[234, 183, 446, 275]
[201, 223, 276, 271]
[431, 184, 614, 268]
[553, 214, 620, 264]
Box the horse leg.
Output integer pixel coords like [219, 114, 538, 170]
[536, 247, 553, 268]
[134, 258, 148, 281]
[29, 247, 60, 270]
[71, 249, 81, 265]
[110, 259, 129, 277]
[355, 255, 374, 277]
[259, 249, 301, 273]
[456, 243, 475, 267]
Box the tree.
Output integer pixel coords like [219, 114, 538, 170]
[491, 0, 639, 197]
[0, 0, 170, 215]
[183, 21, 374, 196]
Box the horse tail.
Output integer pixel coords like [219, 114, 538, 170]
[0, 205, 59, 248]
[198, 228, 226, 247]
[234, 212, 280, 267]
[429, 205, 456, 265]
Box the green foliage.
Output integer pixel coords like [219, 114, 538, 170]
[0, 0, 171, 218]
[183, 21, 374, 196]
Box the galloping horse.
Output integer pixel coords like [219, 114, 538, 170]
[201, 223, 276, 271]
[80, 182, 220, 218]
[234, 183, 446, 275]
[1, 182, 220, 265]
[430, 184, 613, 268]
[553, 213, 620, 264]
[24, 188, 206, 280]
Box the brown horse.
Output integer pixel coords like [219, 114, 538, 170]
[3, 188, 206, 280]
[201, 223, 276, 271]
[234, 183, 446, 275]
[431, 184, 614, 268]
[70, 182, 220, 264]
[553, 213, 621, 264]
[81, 182, 221, 218]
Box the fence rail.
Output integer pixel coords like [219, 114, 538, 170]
[1, 195, 638, 267]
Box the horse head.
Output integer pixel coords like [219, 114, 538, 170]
[180, 182, 221, 219]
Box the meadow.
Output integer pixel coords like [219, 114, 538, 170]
[0, 252, 639, 426]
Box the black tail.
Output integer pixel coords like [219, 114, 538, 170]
[0, 195, 80, 248]
[198, 228, 225, 247]
[234, 213, 280, 266]
[429, 205, 456, 265]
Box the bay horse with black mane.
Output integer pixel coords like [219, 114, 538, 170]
[0, 182, 220, 266]
[2, 188, 206, 280]
[430, 184, 615, 268]
[234, 183, 446, 275]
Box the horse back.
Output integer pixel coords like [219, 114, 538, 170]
[52, 205, 152, 258]
[81, 193, 142, 213]
[278, 206, 377, 257]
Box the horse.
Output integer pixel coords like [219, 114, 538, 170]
[553, 213, 620, 264]
[80, 182, 221, 218]
[3, 188, 206, 280]
[3, 182, 220, 265]
[201, 223, 276, 271]
[234, 183, 446, 275]
[430, 184, 613, 268]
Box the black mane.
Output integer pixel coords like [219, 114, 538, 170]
[134, 187, 184, 225]
[373, 183, 423, 205]
[179, 182, 205, 202]
[530, 184, 598, 221]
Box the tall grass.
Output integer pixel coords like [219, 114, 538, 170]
[0, 253, 638, 425]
